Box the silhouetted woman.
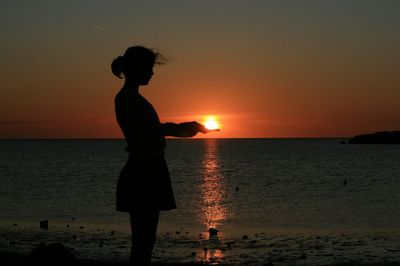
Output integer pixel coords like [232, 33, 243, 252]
[112, 46, 210, 265]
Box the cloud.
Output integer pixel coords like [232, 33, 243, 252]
[92, 24, 107, 31]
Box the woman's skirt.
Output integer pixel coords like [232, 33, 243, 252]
[116, 155, 176, 212]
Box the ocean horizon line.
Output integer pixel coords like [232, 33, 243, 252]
[0, 137, 349, 141]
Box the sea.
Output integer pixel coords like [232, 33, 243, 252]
[0, 139, 400, 265]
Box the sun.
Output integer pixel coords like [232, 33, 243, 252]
[203, 116, 220, 130]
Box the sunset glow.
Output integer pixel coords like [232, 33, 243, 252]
[0, 2, 399, 138]
[204, 116, 220, 131]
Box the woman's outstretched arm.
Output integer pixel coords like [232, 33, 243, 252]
[162, 121, 215, 137]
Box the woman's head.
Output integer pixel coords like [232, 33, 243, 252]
[111, 46, 165, 85]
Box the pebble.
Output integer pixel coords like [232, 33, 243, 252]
[40, 220, 48, 230]
[299, 254, 307, 259]
[208, 228, 219, 236]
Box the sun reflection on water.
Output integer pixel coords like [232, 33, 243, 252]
[197, 139, 228, 263]
[200, 139, 227, 231]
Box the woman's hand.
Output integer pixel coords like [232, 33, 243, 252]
[178, 121, 207, 137]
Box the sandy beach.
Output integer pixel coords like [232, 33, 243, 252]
[2, 221, 400, 266]
[2, 250, 400, 266]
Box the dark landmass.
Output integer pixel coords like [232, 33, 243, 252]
[347, 131, 400, 144]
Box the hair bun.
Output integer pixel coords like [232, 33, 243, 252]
[111, 56, 125, 79]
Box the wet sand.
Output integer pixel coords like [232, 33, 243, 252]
[2, 250, 400, 266]
[2, 221, 400, 266]
[0, 251, 199, 265]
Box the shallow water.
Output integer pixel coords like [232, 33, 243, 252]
[1, 139, 400, 265]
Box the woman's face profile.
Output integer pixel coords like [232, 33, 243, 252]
[129, 62, 154, 85]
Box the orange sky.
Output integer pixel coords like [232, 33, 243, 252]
[0, 1, 399, 138]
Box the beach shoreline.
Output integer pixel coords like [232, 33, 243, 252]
[3, 224, 400, 266]
[2, 250, 400, 266]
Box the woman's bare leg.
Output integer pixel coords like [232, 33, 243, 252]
[129, 210, 159, 265]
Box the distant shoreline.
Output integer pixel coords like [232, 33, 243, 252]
[348, 131, 400, 144]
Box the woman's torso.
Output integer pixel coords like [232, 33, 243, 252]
[114, 89, 166, 156]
